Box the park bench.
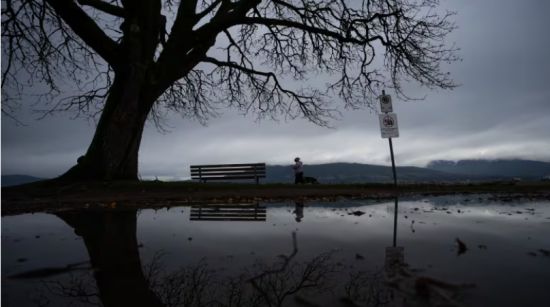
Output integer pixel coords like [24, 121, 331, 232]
[190, 204, 266, 222]
[190, 163, 266, 184]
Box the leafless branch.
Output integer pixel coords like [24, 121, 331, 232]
[77, 0, 125, 18]
[3, 0, 458, 128]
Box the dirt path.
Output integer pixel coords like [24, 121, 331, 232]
[2, 180, 550, 216]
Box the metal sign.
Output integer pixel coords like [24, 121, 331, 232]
[379, 113, 399, 138]
[379, 94, 393, 113]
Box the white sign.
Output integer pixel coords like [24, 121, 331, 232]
[379, 113, 399, 138]
[379, 94, 393, 113]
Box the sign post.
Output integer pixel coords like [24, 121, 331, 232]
[378, 91, 404, 277]
[378, 90, 398, 187]
[389, 138, 397, 187]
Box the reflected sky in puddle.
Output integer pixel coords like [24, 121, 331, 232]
[2, 196, 550, 307]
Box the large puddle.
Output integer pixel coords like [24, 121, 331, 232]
[2, 196, 550, 306]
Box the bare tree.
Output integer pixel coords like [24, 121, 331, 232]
[1, 0, 458, 180]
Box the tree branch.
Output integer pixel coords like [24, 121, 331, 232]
[203, 56, 335, 126]
[44, 0, 120, 66]
[195, 0, 223, 21]
[233, 16, 387, 45]
[203, 56, 274, 79]
[77, 0, 125, 17]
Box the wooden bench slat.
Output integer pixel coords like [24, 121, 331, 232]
[191, 172, 265, 177]
[190, 215, 267, 219]
[190, 218, 265, 221]
[190, 176, 265, 180]
[191, 208, 267, 214]
[190, 216, 266, 219]
[190, 211, 265, 215]
[191, 170, 265, 175]
[191, 209, 266, 214]
[191, 208, 266, 213]
[191, 163, 265, 168]
[191, 204, 262, 209]
[190, 213, 266, 218]
[191, 166, 265, 170]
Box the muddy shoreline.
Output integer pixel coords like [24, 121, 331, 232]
[2, 180, 550, 216]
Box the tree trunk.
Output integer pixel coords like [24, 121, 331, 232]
[59, 70, 155, 181]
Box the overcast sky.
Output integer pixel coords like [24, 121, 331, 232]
[2, 0, 550, 179]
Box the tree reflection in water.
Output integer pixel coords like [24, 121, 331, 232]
[55, 209, 163, 307]
[37, 209, 392, 307]
[29, 203, 473, 307]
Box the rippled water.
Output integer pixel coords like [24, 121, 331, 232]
[2, 196, 550, 307]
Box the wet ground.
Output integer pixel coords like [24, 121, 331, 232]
[2, 195, 550, 306]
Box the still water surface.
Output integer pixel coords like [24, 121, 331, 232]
[3, 196, 550, 306]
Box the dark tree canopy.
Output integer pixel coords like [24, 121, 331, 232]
[1, 0, 458, 180]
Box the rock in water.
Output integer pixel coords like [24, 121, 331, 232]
[456, 238, 467, 255]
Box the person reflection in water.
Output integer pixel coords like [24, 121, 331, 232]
[294, 200, 304, 222]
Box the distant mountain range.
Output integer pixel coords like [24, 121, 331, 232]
[266, 159, 550, 183]
[266, 163, 466, 183]
[426, 159, 550, 179]
[1, 175, 45, 187]
[2, 159, 550, 186]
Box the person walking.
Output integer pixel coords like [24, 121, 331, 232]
[293, 157, 304, 184]
[294, 200, 304, 222]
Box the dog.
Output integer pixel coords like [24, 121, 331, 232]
[303, 176, 319, 184]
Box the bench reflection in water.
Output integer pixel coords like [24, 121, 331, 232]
[190, 204, 266, 221]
